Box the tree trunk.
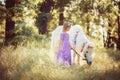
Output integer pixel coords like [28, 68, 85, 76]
[39, 17, 48, 34]
[59, 7, 64, 25]
[117, 2, 120, 50]
[86, 16, 90, 35]
[5, 0, 16, 45]
[106, 17, 116, 48]
[39, 0, 54, 34]
[103, 30, 107, 47]
[106, 30, 111, 48]
[87, 25, 90, 35]
[117, 15, 120, 50]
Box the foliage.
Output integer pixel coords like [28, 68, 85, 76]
[35, 12, 49, 33]
[4, 0, 45, 45]
[10, 23, 46, 46]
[54, 0, 70, 8]
[35, 0, 55, 34]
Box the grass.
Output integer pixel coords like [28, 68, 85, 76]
[0, 38, 120, 80]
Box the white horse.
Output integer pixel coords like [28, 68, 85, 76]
[51, 25, 95, 65]
[70, 25, 95, 65]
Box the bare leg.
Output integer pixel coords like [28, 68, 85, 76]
[76, 55, 80, 65]
[76, 48, 82, 65]
[77, 48, 82, 65]
[73, 52, 76, 65]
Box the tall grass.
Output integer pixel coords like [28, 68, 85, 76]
[0, 38, 120, 80]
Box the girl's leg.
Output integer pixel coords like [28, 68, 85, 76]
[77, 55, 80, 65]
[76, 48, 82, 65]
[73, 52, 76, 65]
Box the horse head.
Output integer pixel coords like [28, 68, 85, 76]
[82, 42, 95, 65]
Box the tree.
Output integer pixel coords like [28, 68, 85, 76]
[36, 0, 54, 34]
[116, 1, 120, 50]
[64, 0, 119, 49]
[36, 0, 70, 34]
[5, 0, 16, 45]
[55, 0, 70, 25]
[0, 1, 5, 45]
[0, 1, 5, 24]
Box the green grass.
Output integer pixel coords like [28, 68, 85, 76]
[0, 38, 120, 80]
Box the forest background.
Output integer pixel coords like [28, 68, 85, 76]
[0, 0, 120, 80]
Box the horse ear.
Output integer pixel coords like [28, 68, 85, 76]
[88, 45, 94, 48]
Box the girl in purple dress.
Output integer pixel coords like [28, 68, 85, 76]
[57, 22, 72, 66]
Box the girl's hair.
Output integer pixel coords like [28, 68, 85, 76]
[63, 22, 71, 30]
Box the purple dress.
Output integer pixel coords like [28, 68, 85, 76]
[57, 33, 71, 65]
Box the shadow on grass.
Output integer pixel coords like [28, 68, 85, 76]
[0, 63, 11, 80]
[106, 49, 120, 62]
[83, 68, 120, 80]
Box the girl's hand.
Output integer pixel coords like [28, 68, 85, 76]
[60, 46, 63, 50]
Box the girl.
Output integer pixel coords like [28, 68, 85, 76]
[57, 22, 72, 66]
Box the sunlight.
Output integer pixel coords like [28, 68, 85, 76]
[23, 7, 36, 27]
[24, 18, 35, 26]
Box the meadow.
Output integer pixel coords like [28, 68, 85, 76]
[0, 37, 120, 80]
